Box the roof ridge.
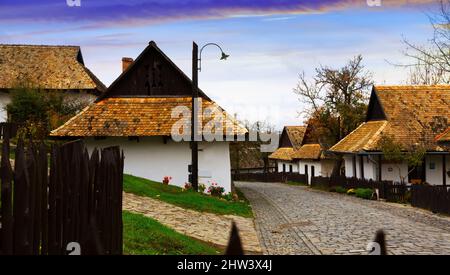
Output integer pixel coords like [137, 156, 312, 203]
[375, 84, 450, 88]
[0, 44, 80, 48]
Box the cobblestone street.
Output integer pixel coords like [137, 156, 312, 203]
[235, 181, 450, 255]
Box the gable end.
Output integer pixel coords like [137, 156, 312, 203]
[366, 86, 387, 121]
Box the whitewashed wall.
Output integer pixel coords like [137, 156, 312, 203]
[0, 93, 11, 122]
[277, 161, 297, 173]
[298, 160, 321, 184]
[84, 137, 232, 193]
[343, 155, 355, 178]
[381, 162, 408, 183]
[320, 160, 335, 178]
[343, 153, 449, 184]
[425, 155, 450, 185]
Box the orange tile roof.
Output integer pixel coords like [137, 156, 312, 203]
[268, 147, 295, 161]
[374, 85, 450, 150]
[0, 44, 105, 93]
[292, 144, 322, 160]
[330, 85, 450, 153]
[50, 97, 247, 137]
[329, 120, 388, 153]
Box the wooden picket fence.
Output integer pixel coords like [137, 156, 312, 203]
[411, 185, 450, 215]
[311, 175, 408, 202]
[0, 124, 124, 255]
[233, 172, 307, 184]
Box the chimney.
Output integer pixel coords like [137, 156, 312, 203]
[122, 57, 133, 72]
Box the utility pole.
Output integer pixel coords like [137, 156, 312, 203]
[191, 42, 199, 191]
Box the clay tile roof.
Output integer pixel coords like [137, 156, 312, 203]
[268, 147, 295, 161]
[0, 44, 106, 93]
[285, 126, 307, 149]
[329, 120, 388, 153]
[292, 144, 322, 160]
[374, 85, 450, 150]
[50, 97, 247, 137]
[330, 85, 450, 153]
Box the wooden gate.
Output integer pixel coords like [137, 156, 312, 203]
[0, 123, 124, 255]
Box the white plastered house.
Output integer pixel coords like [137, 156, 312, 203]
[50, 41, 246, 193]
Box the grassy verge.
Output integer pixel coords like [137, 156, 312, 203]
[123, 174, 253, 218]
[286, 181, 308, 186]
[234, 187, 250, 204]
[123, 211, 221, 255]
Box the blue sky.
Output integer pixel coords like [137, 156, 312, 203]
[0, 0, 439, 129]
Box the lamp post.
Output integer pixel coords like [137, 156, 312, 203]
[191, 42, 229, 191]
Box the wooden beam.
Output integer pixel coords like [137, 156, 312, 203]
[443, 154, 447, 186]
[423, 156, 427, 183]
[378, 154, 382, 181]
[352, 154, 357, 178]
[360, 155, 364, 180]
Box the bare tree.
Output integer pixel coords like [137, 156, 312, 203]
[294, 55, 372, 146]
[407, 52, 450, 84]
[402, 0, 450, 83]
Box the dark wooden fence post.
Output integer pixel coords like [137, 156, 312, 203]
[0, 130, 124, 255]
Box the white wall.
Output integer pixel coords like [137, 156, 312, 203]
[85, 137, 232, 193]
[343, 155, 354, 178]
[321, 160, 335, 178]
[0, 93, 11, 122]
[343, 153, 450, 184]
[381, 162, 408, 183]
[298, 160, 322, 184]
[425, 155, 450, 185]
[277, 161, 297, 173]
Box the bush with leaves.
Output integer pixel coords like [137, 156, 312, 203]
[6, 88, 89, 139]
[355, 188, 374, 200]
[379, 135, 426, 183]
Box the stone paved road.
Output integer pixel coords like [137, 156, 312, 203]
[235, 181, 450, 255]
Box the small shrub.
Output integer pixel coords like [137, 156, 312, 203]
[335, 186, 347, 194]
[222, 192, 233, 201]
[184, 182, 192, 191]
[207, 182, 225, 197]
[347, 188, 356, 195]
[162, 176, 172, 185]
[355, 188, 374, 200]
[198, 183, 206, 193]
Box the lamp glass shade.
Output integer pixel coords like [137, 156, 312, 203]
[220, 52, 229, 60]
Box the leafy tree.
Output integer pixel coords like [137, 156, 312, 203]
[379, 135, 426, 183]
[294, 55, 372, 147]
[229, 119, 276, 172]
[5, 87, 89, 139]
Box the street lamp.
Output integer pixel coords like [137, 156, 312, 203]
[191, 42, 229, 191]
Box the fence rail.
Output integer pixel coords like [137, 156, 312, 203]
[312, 175, 450, 215]
[411, 185, 450, 215]
[311, 175, 407, 202]
[233, 172, 307, 184]
[0, 124, 124, 255]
